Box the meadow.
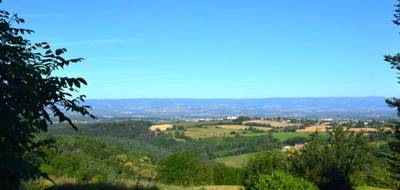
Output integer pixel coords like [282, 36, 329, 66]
[213, 153, 257, 168]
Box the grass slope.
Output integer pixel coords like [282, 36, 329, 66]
[213, 153, 257, 168]
[271, 132, 314, 141]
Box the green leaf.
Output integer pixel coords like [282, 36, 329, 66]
[77, 78, 87, 85]
[73, 79, 81, 88]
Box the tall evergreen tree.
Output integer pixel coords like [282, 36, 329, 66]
[383, 1, 400, 189]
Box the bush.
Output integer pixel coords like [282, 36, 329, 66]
[291, 127, 372, 190]
[38, 136, 156, 184]
[212, 163, 242, 185]
[156, 152, 213, 186]
[284, 136, 307, 145]
[255, 170, 318, 190]
[242, 150, 289, 190]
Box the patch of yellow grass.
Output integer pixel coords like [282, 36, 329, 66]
[296, 124, 329, 132]
[346, 128, 377, 133]
[253, 127, 272, 131]
[217, 125, 248, 130]
[184, 126, 231, 138]
[149, 124, 173, 131]
[243, 120, 299, 128]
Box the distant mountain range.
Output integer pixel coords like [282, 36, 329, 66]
[80, 97, 397, 120]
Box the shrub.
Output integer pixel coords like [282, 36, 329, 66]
[255, 170, 318, 190]
[242, 150, 289, 190]
[284, 136, 307, 145]
[291, 127, 372, 190]
[212, 163, 242, 185]
[156, 152, 213, 186]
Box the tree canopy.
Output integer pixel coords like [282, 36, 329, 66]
[384, 1, 400, 189]
[0, 10, 93, 189]
[291, 127, 371, 190]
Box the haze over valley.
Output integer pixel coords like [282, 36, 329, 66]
[85, 97, 395, 120]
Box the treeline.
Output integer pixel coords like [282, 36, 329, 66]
[24, 136, 157, 189]
[48, 120, 281, 160]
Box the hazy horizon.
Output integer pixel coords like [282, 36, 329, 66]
[85, 96, 390, 100]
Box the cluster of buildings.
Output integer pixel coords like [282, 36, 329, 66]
[282, 143, 305, 152]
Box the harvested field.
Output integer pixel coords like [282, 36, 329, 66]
[296, 124, 329, 132]
[253, 127, 272, 131]
[183, 126, 235, 139]
[217, 125, 248, 130]
[346, 128, 378, 133]
[272, 132, 316, 141]
[149, 124, 173, 131]
[243, 120, 300, 128]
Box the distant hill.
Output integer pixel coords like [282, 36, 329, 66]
[83, 97, 396, 119]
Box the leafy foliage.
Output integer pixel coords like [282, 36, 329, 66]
[283, 136, 307, 145]
[255, 170, 318, 190]
[41, 136, 156, 182]
[242, 150, 289, 190]
[0, 10, 93, 189]
[211, 163, 243, 185]
[24, 136, 156, 189]
[49, 120, 152, 138]
[384, 2, 400, 189]
[156, 152, 213, 186]
[156, 152, 242, 186]
[233, 116, 251, 125]
[291, 127, 372, 190]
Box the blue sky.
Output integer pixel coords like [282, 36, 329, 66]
[2, 0, 400, 98]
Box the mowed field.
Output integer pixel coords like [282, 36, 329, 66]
[149, 124, 174, 131]
[296, 124, 329, 132]
[217, 125, 248, 130]
[243, 119, 300, 128]
[346, 128, 378, 132]
[213, 153, 257, 168]
[181, 126, 319, 140]
[271, 132, 315, 141]
[183, 126, 240, 139]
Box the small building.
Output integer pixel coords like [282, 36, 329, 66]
[294, 143, 305, 150]
[226, 116, 238, 120]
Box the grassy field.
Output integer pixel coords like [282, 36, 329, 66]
[217, 125, 248, 130]
[149, 124, 174, 131]
[213, 152, 257, 168]
[239, 131, 317, 139]
[183, 126, 238, 139]
[173, 121, 233, 128]
[170, 125, 326, 142]
[271, 132, 317, 141]
[296, 124, 328, 132]
[243, 119, 301, 128]
[182, 126, 267, 139]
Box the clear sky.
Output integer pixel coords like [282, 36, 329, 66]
[2, 0, 400, 98]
